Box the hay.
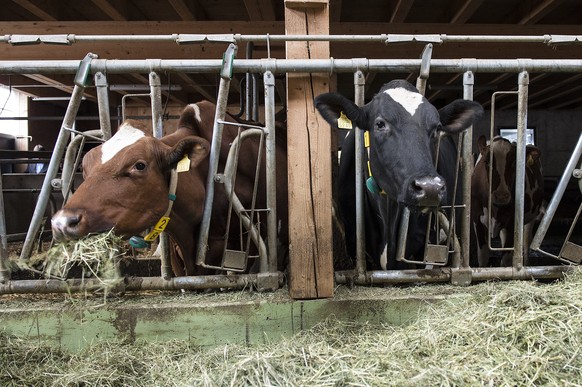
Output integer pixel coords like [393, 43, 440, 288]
[2, 269, 582, 386]
[18, 230, 125, 295]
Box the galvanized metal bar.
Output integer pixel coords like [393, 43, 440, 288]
[461, 71, 475, 268]
[94, 72, 112, 140]
[0, 272, 283, 294]
[353, 70, 366, 275]
[0, 169, 10, 283]
[19, 53, 97, 261]
[334, 265, 572, 285]
[2, 58, 582, 75]
[264, 71, 278, 274]
[415, 43, 432, 95]
[2, 33, 580, 45]
[196, 43, 237, 267]
[513, 71, 529, 269]
[61, 129, 103, 202]
[531, 131, 582, 250]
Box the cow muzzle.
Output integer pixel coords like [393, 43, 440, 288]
[51, 208, 84, 241]
[405, 176, 446, 208]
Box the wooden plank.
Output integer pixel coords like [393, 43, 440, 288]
[285, 0, 334, 299]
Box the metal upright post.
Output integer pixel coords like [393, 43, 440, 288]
[513, 71, 529, 269]
[263, 70, 277, 274]
[95, 72, 112, 140]
[460, 71, 475, 268]
[0, 169, 10, 282]
[196, 43, 237, 266]
[20, 53, 97, 261]
[353, 70, 366, 276]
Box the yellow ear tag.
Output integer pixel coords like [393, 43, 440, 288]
[144, 216, 171, 242]
[337, 111, 353, 129]
[176, 154, 190, 173]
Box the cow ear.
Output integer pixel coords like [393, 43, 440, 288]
[439, 100, 484, 133]
[314, 93, 365, 129]
[166, 136, 210, 169]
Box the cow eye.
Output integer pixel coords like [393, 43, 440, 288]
[134, 162, 146, 171]
[374, 118, 389, 132]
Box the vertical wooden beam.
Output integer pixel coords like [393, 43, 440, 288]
[285, 0, 334, 299]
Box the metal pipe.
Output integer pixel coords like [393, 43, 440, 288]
[20, 53, 97, 261]
[353, 70, 366, 276]
[2, 33, 580, 45]
[461, 71, 475, 268]
[61, 129, 103, 201]
[334, 265, 572, 285]
[94, 72, 112, 140]
[264, 71, 278, 274]
[2, 58, 582, 75]
[513, 71, 529, 269]
[0, 272, 284, 294]
[0, 168, 10, 283]
[531, 131, 582, 250]
[196, 43, 237, 267]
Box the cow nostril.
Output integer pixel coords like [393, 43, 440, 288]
[409, 177, 445, 206]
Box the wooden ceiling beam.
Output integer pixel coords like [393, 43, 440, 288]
[10, 0, 57, 21]
[167, 0, 196, 21]
[518, 0, 560, 25]
[390, 0, 414, 23]
[89, 0, 127, 21]
[242, 0, 276, 21]
[450, 0, 485, 24]
[23, 74, 97, 102]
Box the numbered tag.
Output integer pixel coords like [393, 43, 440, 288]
[337, 111, 353, 129]
[177, 154, 190, 173]
[143, 216, 171, 242]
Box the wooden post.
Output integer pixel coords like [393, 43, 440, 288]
[285, 0, 334, 299]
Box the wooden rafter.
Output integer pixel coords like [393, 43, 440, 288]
[89, 0, 127, 21]
[450, 0, 485, 24]
[242, 0, 276, 21]
[11, 0, 57, 21]
[389, 0, 414, 23]
[167, 0, 196, 21]
[518, 0, 560, 25]
[23, 74, 97, 102]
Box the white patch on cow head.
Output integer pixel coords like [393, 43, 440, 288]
[101, 123, 145, 164]
[384, 87, 424, 116]
[187, 103, 202, 123]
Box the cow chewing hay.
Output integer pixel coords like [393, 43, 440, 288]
[2, 269, 582, 386]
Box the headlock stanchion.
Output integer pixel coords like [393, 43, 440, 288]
[0, 34, 580, 294]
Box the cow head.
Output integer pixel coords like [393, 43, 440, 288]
[315, 79, 483, 210]
[476, 135, 541, 207]
[51, 119, 210, 241]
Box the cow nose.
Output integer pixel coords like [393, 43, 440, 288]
[51, 209, 83, 240]
[408, 176, 446, 207]
[492, 190, 511, 206]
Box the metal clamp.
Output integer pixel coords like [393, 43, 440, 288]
[220, 43, 237, 79]
[74, 52, 98, 87]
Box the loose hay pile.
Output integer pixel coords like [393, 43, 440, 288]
[2, 269, 582, 386]
[18, 230, 125, 294]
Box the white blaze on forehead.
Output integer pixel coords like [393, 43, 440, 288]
[101, 123, 145, 164]
[384, 87, 424, 116]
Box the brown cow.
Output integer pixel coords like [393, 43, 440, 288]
[51, 101, 288, 276]
[471, 135, 544, 267]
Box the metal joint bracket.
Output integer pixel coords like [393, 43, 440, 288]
[549, 35, 582, 44]
[8, 35, 40, 45]
[385, 34, 443, 44]
[176, 34, 236, 44]
[221, 43, 238, 79]
[450, 268, 472, 286]
[74, 52, 98, 87]
[40, 35, 72, 45]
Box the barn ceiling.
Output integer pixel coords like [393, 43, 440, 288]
[0, 0, 581, 114]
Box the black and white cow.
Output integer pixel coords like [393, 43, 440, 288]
[315, 80, 484, 269]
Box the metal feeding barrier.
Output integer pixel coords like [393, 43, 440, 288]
[0, 33, 581, 294]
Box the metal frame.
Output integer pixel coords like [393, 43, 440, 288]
[0, 34, 580, 293]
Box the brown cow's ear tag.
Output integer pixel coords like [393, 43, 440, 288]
[337, 111, 353, 129]
[177, 154, 190, 173]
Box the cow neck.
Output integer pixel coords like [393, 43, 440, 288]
[129, 167, 178, 249]
[364, 130, 386, 196]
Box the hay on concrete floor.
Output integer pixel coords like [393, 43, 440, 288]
[2, 269, 582, 386]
